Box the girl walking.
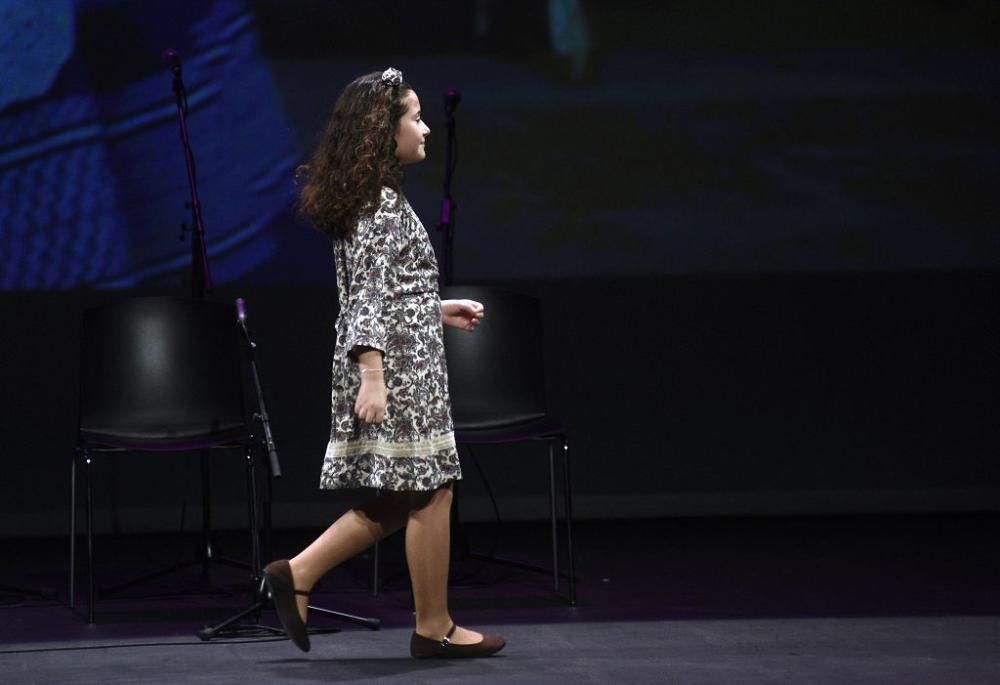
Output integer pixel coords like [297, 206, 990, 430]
[262, 67, 505, 659]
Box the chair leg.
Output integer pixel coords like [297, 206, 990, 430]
[84, 448, 95, 624]
[548, 441, 559, 593]
[371, 540, 381, 597]
[371, 487, 381, 597]
[261, 465, 273, 569]
[69, 449, 77, 610]
[199, 450, 214, 568]
[244, 447, 261, 580]
[562, 437, 576, 606]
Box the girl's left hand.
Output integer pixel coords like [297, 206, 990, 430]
[442, 299, 485, 332]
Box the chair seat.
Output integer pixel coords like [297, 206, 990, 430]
[455, 415, 564, 444]
[79, 427, 253, 452]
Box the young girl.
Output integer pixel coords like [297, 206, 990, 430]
[262, 68, 505, 659]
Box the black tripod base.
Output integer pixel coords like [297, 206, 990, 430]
[307, 603, 381, 630]
[196, 598, 285, 641]
[197, 577, 380, 641]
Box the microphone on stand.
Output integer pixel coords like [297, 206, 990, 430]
[235, 297, 253, 347]
[444, 87, 461, 116]
[161, 48, 182, 76]
[439, 198, 453, 227]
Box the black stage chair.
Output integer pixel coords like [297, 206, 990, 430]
[372, 286, 576, 605]
[443, 285, 576, 605]
[69, 296, 263, 623]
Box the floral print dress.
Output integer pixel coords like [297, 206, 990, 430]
[320, 187, 462, 491]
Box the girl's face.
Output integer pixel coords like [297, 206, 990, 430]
[394, 90, 430, 165]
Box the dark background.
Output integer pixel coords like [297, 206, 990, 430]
[0, 0, 997, 538]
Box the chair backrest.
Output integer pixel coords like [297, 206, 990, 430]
[78, 296, 249, 449]
[441, 286, 548, 430]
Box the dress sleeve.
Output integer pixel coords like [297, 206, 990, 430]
[342, 190, 400, 360]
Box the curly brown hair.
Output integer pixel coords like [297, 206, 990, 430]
[297, 71, 413, 239]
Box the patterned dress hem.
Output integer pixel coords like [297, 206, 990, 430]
[325, 432, 456, 458]
[319, 448, 463, 492]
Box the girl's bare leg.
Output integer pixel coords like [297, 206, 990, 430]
[287, 491, 409, 621]
[405, 483, 484, 645]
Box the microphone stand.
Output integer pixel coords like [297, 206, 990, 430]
[437, 88, 460, 287]
[164, 48, 231, 589]
[436, 88, 473, 560]
[238, 301, 281, 481]
[238, 299, 280, 576]
[164, 48, 213, 299]
[197, 299, 283, 640]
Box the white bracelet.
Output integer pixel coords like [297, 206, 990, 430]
[360, 368, 384, 374]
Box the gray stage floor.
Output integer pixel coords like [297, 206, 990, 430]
[2, 617, 1000, 684]
[2, 515, 999, 684]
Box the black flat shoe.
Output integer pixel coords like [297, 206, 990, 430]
[410, 623, 506, 659]
[263, 559, 310, 652]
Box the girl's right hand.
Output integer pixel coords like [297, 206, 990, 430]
[355, 376, 387, 424]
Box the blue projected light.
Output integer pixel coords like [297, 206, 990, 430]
[0, 1, 75, 112]
[1, 1, 997, 287]
[0, 0, 298, 290]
